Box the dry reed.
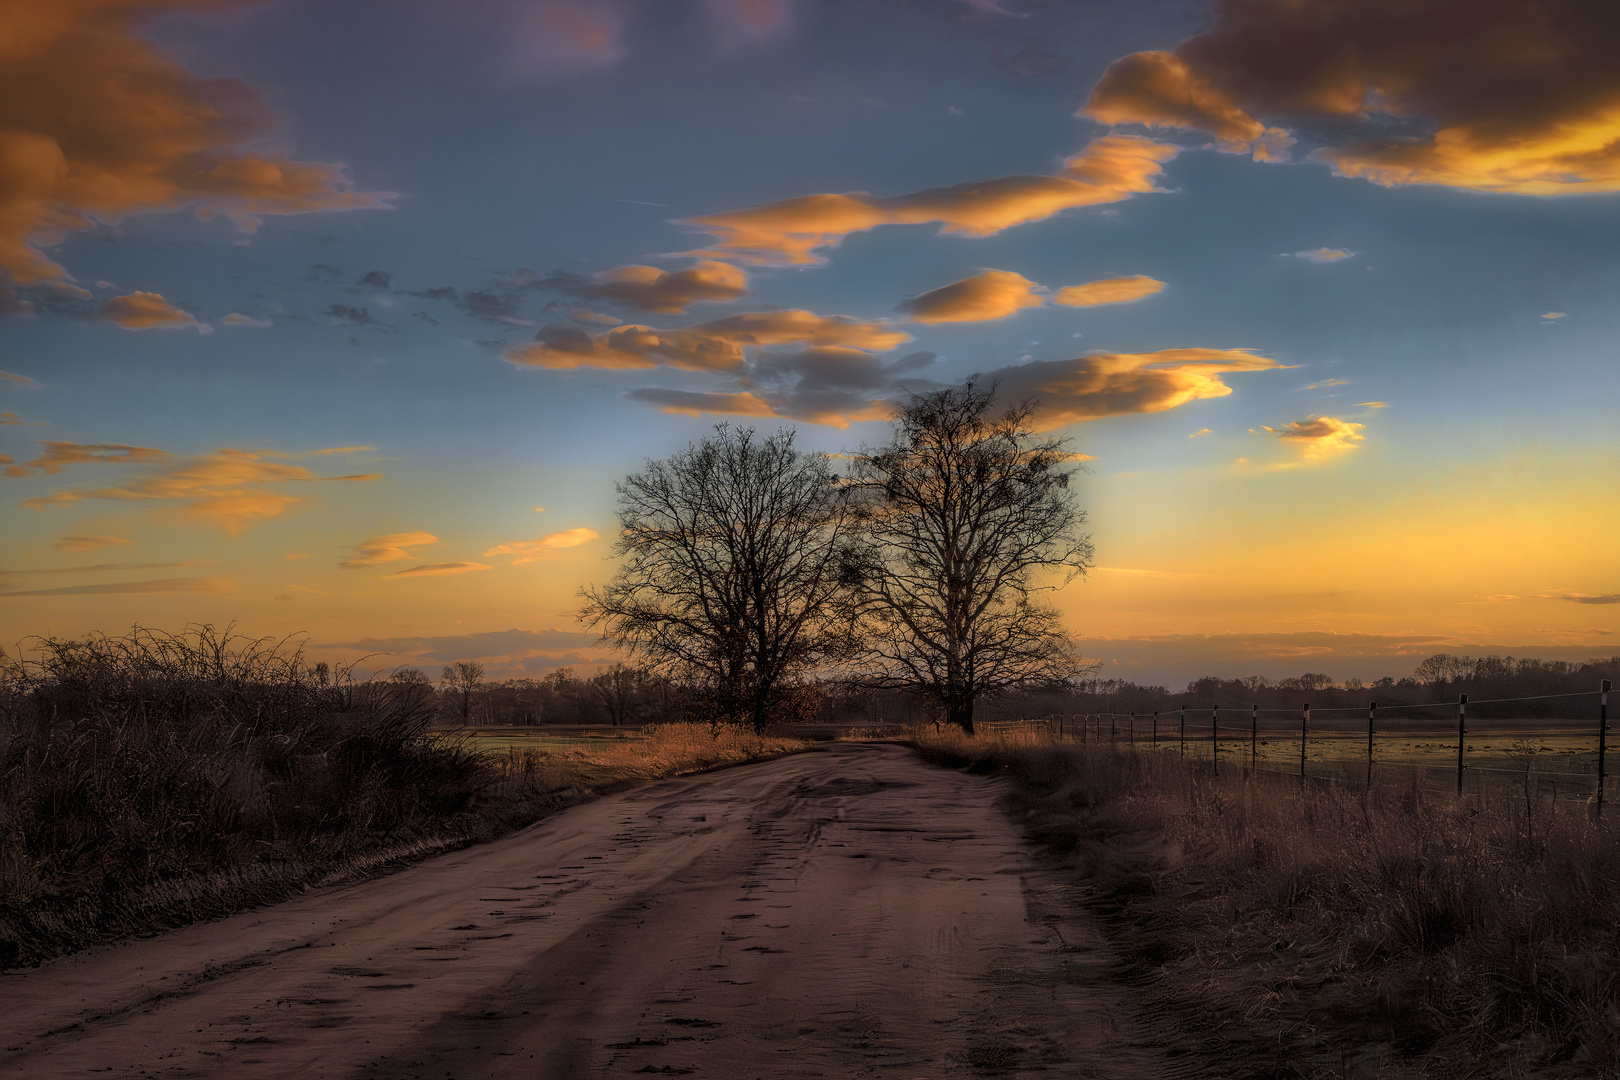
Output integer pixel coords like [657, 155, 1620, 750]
[913, 728, 1620, 1079]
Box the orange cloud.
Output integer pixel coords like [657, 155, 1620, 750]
[1051, 274, 1166, 307]
[682, 134, 1179, 265]
[1294, 248, 1355, 263]
[584, 260, 748, 313]
[99, 291, 200, 330]
[1083, 51, 1270, 149]
[53, 534, 132, 551]
[390, 562, 492, 578]
[483, 527, 601, 564]
[341, 530, 438, 569]
[1079, 0, 1620, 195]
[0, 0, 389, 285]
[505, 309, 911, 372]
[221, 312, 271, 327]
[0, 371, 38, 386]
[5, 440, 167, 477]
[625, 388, 778, 420]
[986, 348, 1285, 430]
[20, 447, 379, 535]
[1266, 415, 1366, 460]
[899, 269, 1043, 324]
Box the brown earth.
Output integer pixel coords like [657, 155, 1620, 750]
[0, 743, 1187, 1079]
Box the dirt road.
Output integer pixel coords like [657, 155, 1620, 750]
[0, 743, 1180, 1078]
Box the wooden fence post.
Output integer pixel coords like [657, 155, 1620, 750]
[1153, 710, 1159, 748]
[1179, 708, 1186, 757]
[1456, 693, 1468, 796]
[1250, 703, 1258, 774]
[1212, 703, 1219, 776]
[1301, 702, 1309, 783]
[1599, 681, 1610, 811]
[1367, 701, 1376, 788]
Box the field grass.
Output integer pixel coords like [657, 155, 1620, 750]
[0, 629, 803, 969]
[913, 726, 1620, 1080]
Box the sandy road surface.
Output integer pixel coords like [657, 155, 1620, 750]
[1, 743, 1182, 1079]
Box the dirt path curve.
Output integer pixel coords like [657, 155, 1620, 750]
[0, 743, 1184, 1079]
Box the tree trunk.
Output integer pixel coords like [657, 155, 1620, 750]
[947, 697, 975, 735]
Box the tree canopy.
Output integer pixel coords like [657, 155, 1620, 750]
[581, 424, 854, 731]
[842, 381, 1094, 732]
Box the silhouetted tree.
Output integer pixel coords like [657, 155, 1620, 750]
[591, 663, 644, 727]
[439, 660, 484, 722]
[582, 424, 855, 731]
[842, 380, 1093, 733]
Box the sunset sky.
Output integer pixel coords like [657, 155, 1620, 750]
[2, 0, 1616, 687]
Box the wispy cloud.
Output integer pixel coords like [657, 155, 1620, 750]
[99, 292, 202, 331]
[986, 348, 1285, 430]
[681, 134, 1179, 265]
[0, 577, 233, 598]
[895, 270, 1166, 325]
[506, 309, 911, 372]
[20, 446, 380, 535]
[898, 269, 1043, 324]
[341, 531, 438, 569]
[582, 261, 748, 314]
[1051, 274, 1166, 307]
[390, 562, 492, 578]
[5, 441, 168, 478]
[1292, 248, 1356, 263]
[483, 527, 601, 564]
[1265, 416, 1367, 460]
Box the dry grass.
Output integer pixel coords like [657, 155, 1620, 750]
[0, 627, 802, 969]
[913, 728, 1620, 1080]
[483, 722, 805, 795]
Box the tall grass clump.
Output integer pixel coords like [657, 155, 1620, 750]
[0, 626, 501, 967]
[914, 729, 1620, 1079]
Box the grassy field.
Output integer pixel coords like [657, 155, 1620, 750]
[1078, 717, 1613, 805]
[913, 726, 1620, 1079]
[443, 725, 650, 755]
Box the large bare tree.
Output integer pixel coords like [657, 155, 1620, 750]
[581, 425, 853, 731]
[843, 381, 1093, 733]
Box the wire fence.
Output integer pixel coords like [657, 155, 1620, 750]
[981, 680, 1615, 808]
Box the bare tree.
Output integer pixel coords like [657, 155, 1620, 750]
[439, 660, 484, 723]
[581, 424, 854, 731]
[843, 380, 1093, 733]
[591, 663, 644, 727]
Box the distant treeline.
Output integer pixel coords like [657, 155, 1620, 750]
[418, 652, 1620, 727]
[1031, 653, 1620, 720]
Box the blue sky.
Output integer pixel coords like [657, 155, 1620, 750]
[2, 0, 1616, 686]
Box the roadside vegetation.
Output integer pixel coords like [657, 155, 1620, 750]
[0, 626, 801, 969]
[914, 727, 1620, 1079]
